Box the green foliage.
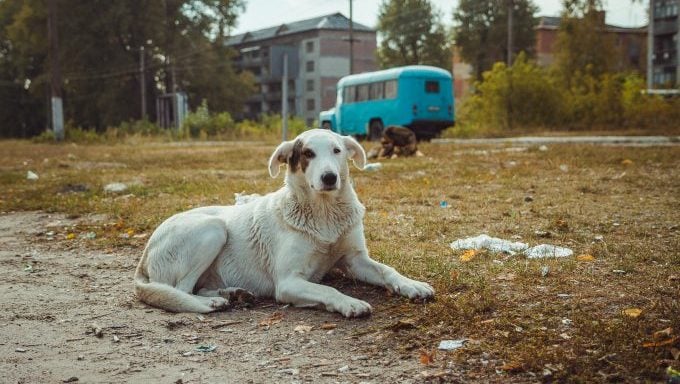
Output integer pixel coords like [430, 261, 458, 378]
[0, 0, 252, 137]
[452, 0, 539, 79]
[377, 0, 451, 69]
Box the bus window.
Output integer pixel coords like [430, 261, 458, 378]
[425, 80, 439, 93]
[344, 86, 355, 103]
[369, 82, 384, 100]
[357, 84, 369, 102]
[385, 80, 398, 99]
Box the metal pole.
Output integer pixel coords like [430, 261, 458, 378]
[647, 1, 654, 90]
[47, 0, 64, 141]
[349, 0, 354, 74]
[282, 53, 288, 141]
[140, 46, 147, 120]
[507, 0, 514, 66]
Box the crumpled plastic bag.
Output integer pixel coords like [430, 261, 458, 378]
[450, 234, 528, 255]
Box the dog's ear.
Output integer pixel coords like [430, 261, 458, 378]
[343, 135, 367, 170]
[268, 140, 295, 178]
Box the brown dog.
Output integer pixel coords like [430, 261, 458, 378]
[367, 125, 420, 159]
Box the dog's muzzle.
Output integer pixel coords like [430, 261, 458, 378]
[320, 172, 338, 191]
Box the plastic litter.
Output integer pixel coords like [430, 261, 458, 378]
[26, 171, 39, 180]
[103, 182, 128, 193]
[439, 201, 449, 208]
[195, 345, 217, 353]
[450, 234, 528, 255]
[363, 162, 383, 171]
[525, 244, 573, 259]
[234, 192, 262, 205]
[438, 339, 468, 351]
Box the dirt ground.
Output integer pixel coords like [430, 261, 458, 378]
[0, 211, 449, 384]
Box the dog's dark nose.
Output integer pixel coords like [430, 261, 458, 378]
[321, 172, 337, 187]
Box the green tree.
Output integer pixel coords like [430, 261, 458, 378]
[376, 0, 451, 69]
[554, 0, 617, 86]
[0, 0, 253, 137]
[452, 0, 538, 80]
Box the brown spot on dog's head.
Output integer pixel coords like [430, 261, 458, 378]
[287, 139, 303, 172]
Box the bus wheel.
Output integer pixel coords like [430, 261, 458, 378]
[369, 120, 383, 141]
[321, 121, 331, 130]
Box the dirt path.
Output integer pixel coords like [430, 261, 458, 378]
[0, 212, 444, 384]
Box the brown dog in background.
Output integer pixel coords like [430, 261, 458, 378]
[367, 125, 422, 159]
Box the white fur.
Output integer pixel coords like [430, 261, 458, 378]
[134, 129, 434, 317]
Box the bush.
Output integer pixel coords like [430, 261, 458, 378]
[182, 100, 236, 138]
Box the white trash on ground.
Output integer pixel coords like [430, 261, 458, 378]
[234, 192, 262, 205]
[26, 171, 39, 180]
[363, 162, 383, 171]
[525, 244, 574, 259]
[438, 339, 468, 351]
[450, 234, 574, 259]
[103, 182, 128, 193]
[450, 234, 528, 255]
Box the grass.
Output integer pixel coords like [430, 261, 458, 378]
[1, 137, 678, 382]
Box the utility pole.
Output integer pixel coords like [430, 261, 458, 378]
[140, 46, 147, 120]
[507, 0, 514, 66]
[646, 1, 654, 90]
[349, 0, 354, 74]
[281, 53, 288, 141]
[47, 0, 64, 141]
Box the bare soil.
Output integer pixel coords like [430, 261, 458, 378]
[0, 212, 445, 384]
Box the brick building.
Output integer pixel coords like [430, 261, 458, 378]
[226, 13, 377, 125]
[535, 15, 646, 71]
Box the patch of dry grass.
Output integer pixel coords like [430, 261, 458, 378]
[1, 138, 678, 382]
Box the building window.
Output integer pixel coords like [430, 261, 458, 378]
[306, 79, 314, 92]
[307, 98, 315, 111]
[306, 60, 314, 72]
[306, 41, 314, 53]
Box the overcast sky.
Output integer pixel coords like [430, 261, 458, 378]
[232, 0, 647, 35]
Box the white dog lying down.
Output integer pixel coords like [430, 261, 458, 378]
[134, 129, 434, 317]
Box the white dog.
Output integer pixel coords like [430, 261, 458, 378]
[134, 129, 434, 317]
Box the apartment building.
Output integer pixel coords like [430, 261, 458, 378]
[650, 0, 679, 87]
[226, 13, 377, 125]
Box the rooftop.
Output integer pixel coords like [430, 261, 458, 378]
[227, 12, 373, 46]
[536, 15, 647, 32]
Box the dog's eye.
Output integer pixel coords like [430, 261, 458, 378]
[303, 149, 315, 159]
[333, 147, 341, 154]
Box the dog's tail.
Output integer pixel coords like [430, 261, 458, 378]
[133, 246, 215, 313]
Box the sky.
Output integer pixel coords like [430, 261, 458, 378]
[232, 0, 648, 35]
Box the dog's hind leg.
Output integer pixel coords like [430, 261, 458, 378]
[138, 215, 231, 313]
[197, 287, 255, 305]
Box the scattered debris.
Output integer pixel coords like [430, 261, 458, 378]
[419, 349, 436, 365]
[622, 308, 642, 318]
[437, 339, 467, 351]
[450, 234, 528, 255]
[524, 195, 534, 202]
[594, 235, 604, 242]
[210, 320, 242, 329]
[559, 164, 569, 172]
[26, 171, 39, 180]
[103, 183, 128, 193]
[62, 377, 79, 383]
[538, 145, 549, 151]
[112, 335, 120, 343]
[259, 312, 284, 327]
[363, 162, 382, 171]
[91, 324, 103, 338]
[439, 200, 449, 208]
[612, 269, 627, 274]
[79, 232, 97, 240]
[540, 266, 550, 277]
[195, 345, 217, 353]
[337, 365, 349, 373]
[23, 264, 33, 273]
[388, 318, 417, 331]
[277, 368, 299, 375]
[525, 244, 574, 259]
[15, 348, 27, 353]
[234, 192, 262, 205]
[294, 324, 314, 333]
[500, 361, 524, 372]
[319, 322, 337, 330]
[577, 254, 595, 262]
[621, 159, 634, 166]
[459, 249, 477, 262]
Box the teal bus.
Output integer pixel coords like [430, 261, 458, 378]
[319, 65, 454, 140]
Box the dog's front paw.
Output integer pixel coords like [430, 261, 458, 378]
[396, 279, 435, 301]
[331, 298, 372, 318]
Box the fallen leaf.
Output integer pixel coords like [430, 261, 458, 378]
[621, 159, 633, 166]
[449, 270, 459, 282]
[320, 322, 337, 330]
[66, 233, 76, 240]
[419, 349, 436, 365]
[642, 336, 678, 348]
[259, 312, 284, 327]
[294, 324, 313, 333]
[671, 348, 680, 360]
[577, 254, 595, 262]
[459, 249, 477, 262]
[622, 308, 642, 318]
[126, 228, 135, 237]
[500, 361, 524, 373]
[653, 327, 673, 340]
[389, 318, 417, 331]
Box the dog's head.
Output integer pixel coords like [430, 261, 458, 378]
[268, 129, 366, 193]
